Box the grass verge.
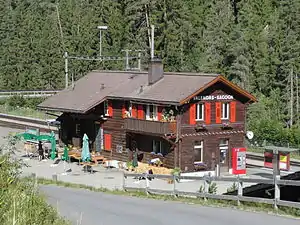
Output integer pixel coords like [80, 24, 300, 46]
[0, 105, 56, 119]
[0, 156, 70, 225]
[37, 178, 300, 219]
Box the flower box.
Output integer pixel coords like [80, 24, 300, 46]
[221, 122, 232, 129]
[195, 124, 207, 131]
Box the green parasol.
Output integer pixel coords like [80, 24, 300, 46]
[61, 145, 69, 161]
[81, 134, 91, 162]
[50, 131, 57, 160]
[132, 151, 138, 168]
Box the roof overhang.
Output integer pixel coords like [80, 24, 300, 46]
[107, 96, 180, 106]
[179, 75, 257, 105]
[37, 105, 86, 114]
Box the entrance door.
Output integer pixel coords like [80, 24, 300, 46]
[219, 139, 229, 172]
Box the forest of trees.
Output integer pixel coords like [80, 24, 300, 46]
[1, 0, 300, 147]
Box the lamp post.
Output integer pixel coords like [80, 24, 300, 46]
[97, 25, 108, 57]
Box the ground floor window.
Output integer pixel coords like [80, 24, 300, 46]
[152, 140, 162, 155]
[219, 139, 229, 164]
[75, 124, 81, 136]
[194, 140, 204, 163]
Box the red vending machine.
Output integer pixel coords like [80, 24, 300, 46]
[232, 147, 247, 175]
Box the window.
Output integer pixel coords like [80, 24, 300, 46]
[221, 102, 230, 120]
[125, 102, 132, 117]
[152, 140, 162, 154]
[194, 140, 204, 163]
[196, 103, 204, 121]
[104, 100, 109, 116]
[219, 139, 229, 164]
[146, 105, 158, 121]
[75, 124, 81, 135]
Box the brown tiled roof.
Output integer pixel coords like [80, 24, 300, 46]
[39, 70, 257, 113]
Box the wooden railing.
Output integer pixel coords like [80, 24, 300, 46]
[123, 173, 300, 209]
[124, 118, 176, 135]
[123, 173, 300, 208]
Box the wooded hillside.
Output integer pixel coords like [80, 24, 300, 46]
[1, 0, 300, 147]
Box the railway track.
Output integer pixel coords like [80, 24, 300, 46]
[0, 113, 58, 133]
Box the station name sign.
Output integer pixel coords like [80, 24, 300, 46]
[193, 95, 234, 101]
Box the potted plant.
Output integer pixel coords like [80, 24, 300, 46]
[168, 167, 181, 183]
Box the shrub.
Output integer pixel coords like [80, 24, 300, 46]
[0, 135, 69, 225]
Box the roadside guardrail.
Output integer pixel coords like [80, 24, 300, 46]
[123, 173, 300, 209]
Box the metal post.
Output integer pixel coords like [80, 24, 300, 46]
[237, 175, 243, 206]
[138, 52, 141, 71]
[173, 174, 177, 197]
[272, 148, 280, 209]
[64, 52, 68, 89]
[274, 175, 280, 210]
[99, 30, 102, 57]
[273, 149, 280, 177]
[151, 25, 155, 59]
[125, 50, 129, 70]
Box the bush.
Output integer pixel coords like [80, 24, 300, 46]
[4, 96, 46, 109]
[0, 135, 69, 225]
[199, 182, 217, 194]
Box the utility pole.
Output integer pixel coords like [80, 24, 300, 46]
[296, 73, 299, 124]
[97, 26, 108, 57]
[64, 52, 68, 89]
[151, 25, 155, 59]
[290, 67, 294, 127]
[121, 49, 145, 71]
[123, 49, 130, 70]
[55, 4, 65, 50]
[138, 52, 141, 71]
[145, 5, 151, 51]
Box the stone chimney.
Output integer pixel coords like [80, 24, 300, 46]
[148, 58, 164, 85]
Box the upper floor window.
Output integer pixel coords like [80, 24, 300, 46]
[221, 102, 230, 120]
[125, 102, 132, 117]
[196, 103, 204, 121]
[146, 105, 158, 121]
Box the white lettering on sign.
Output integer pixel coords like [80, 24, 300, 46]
[193, 95, 234, 101]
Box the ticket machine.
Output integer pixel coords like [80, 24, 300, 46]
[232, 147, 247, 175]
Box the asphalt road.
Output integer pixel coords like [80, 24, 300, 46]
[41, 185, 299, 225]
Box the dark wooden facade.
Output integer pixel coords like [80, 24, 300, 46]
[58, 81, 252, 173]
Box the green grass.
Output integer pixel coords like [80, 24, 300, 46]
[0, 155, 70, 225]
[37, 178, 300, 219]
[0, 105, 59, 120]
[248, 147, 300, 160]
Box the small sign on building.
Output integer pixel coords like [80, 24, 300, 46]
[116, 145, 123, 153]
[193, 95, 233, 101]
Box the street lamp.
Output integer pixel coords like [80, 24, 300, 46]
[97, 25, 108, 57]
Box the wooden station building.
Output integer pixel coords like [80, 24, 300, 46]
[38, 59, 256, 172]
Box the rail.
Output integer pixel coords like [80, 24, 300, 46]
[0, 113, 58, 132]
[247, 152, 300, 167]
[0, 90, 61, 98]
[123, 173, 300, 209]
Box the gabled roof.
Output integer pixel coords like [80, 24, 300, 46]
[38, 70, 256, 113]
[180, 75, 257, 104]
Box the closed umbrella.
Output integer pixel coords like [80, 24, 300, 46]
[61, 145, 69, 161]
[50, 131, 57, 160]
[81, 133, 91, 162]
[132, 151, 138, 168]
